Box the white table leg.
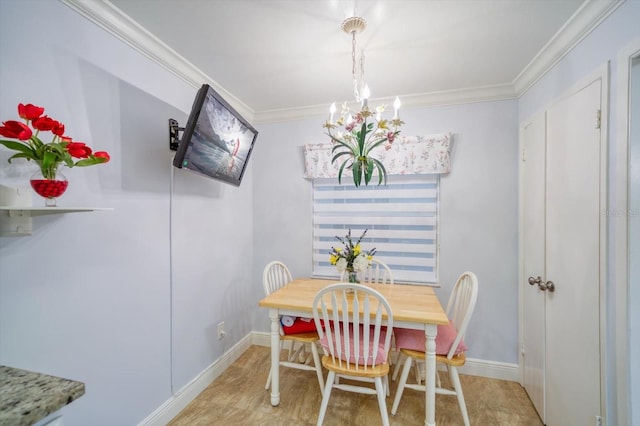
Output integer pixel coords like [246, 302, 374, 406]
[425, 323, 437, 426]
[269, 308, 281, 406]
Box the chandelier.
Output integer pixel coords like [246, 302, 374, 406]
[323, 13, 404, 187]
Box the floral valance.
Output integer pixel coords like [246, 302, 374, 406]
[303, 133, 452, 179]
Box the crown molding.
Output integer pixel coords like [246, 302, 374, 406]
[59, 0, 255, 123]
[61, 0, 622, 124]
[513, 0, 625, 96]
[253, 84, 516, 124]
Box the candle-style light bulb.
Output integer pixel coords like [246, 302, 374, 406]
[329, 102, 336, 123]
[346, 114, 354, 125]
[362, 85, 370, 108]
[394, 97, 401, 119]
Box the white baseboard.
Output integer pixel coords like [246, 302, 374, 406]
[458, 357, 519, 382]
[252, 331, 519, 382]
[251, 330, 272, 347]
[138, 333, 253, 426]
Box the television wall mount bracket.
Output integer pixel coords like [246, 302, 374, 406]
[168, 118, 184, 151]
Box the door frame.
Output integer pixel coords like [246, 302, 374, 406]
[518, 62, 609, 421]
[614, 37, 640, 426]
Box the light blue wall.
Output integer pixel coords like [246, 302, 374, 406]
[518, 2, 640, 425]
[251, 99, 520, 364]
[0, 1, 255, 425]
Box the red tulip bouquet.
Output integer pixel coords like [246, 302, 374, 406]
[0, 103, 110, 180]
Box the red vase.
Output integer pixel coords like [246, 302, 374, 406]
[30, 167, 68, 207]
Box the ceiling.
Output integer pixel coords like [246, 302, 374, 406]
[67, 0, 619, 122]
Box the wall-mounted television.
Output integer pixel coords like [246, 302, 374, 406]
[172, 84, 258, 187]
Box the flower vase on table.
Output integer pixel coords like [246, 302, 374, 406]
[346, 268, 359, 284]
[329, 229, 377, 285]
[30, 165, 68, 207]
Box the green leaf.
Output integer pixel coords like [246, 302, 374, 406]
[363, 137, 387, 155]
[29, 136, 44, 150]
[75, 157, 107, 167]
[41, 150, 57, 170]
[371, 158, 388, 185]
[331, 151, 355, 163]
[337, 159, 351, 184]
[5, 152, 34, 163]
[0, 139, 36, 159]
[364, 159, 374, 185]
[329, 136, 356, 151]
[352, 160, 362, 187]
[63, 157, 74, 168]
[357, 122, 367, 154]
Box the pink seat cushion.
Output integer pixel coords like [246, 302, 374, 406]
[394, 320, 468, 356]
[319, 323, 388, 366]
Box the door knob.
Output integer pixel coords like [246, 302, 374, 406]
[528, 276, 542, 286]
[540, 280, 556, 292]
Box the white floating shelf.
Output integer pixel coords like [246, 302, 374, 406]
[0, 185, 112, 236]
[0, 206, 112, 216]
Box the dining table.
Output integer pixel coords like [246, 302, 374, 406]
[258, 277, 449, 426]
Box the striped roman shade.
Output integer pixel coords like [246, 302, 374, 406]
[312, 175, 438, 284]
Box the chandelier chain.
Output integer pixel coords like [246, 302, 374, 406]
[351, 31, 357, 84]
[351, 31, 366, 101]
[360, 50, 365, 90]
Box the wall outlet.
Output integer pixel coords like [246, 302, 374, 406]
[217, 321, 226, 340]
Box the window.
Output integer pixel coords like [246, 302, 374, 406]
[312, 174, 438, 284]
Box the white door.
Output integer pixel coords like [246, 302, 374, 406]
[522, 113, 547, 418]
[521, 77, 603, 425]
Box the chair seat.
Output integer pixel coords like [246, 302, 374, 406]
[322, 355, 390, 378]
[282, 331, 320, 342]
[393, 321, 468, 356]
[398, 347, 467, 367]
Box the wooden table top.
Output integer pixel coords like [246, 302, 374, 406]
[259, 277, 448, 326]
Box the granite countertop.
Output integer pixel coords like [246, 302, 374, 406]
[0, 365, 85, 426]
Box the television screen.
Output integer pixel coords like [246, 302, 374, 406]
[172, 84, 258, 186]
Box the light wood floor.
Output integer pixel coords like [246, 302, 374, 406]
[168, 345, 542, 426]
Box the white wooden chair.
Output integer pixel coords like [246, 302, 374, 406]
[263, 261, 324, 395]
[391, 271, 478, 426]
[342, 258, 398, 370]
[341, 258, 394, 285]
[312, 283, 394, 426]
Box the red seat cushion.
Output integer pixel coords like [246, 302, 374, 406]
[282, 317, 318, 335]
[394, 320, 468, 356]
